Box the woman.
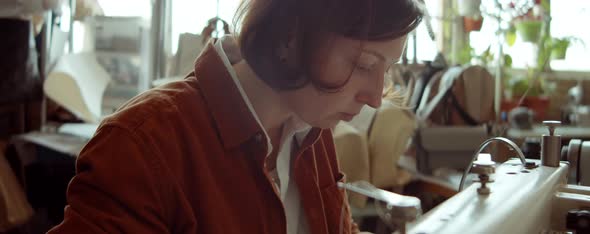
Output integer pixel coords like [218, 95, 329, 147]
[49, 0, 422, 233]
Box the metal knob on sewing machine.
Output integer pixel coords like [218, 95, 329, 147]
[471, 153, 495, 195]
[542, 120, 562, 167]
[459, 137, 531, 192]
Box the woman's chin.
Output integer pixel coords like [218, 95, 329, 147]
[310, 119, 341, 130]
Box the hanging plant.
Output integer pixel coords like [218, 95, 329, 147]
[513, 3, 545, 43]
[463, 15, 484, 33]
[550, 37, 584, 60]
[550, 38, 570, 60]
[514, 19, 543, 43]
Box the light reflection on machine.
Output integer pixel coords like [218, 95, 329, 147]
[338, 181, 422, 234]
[343, 121, 590, 234]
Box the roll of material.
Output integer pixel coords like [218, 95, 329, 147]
[541, 135, 561, 167]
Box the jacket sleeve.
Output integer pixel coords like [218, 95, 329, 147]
[48, 125, 172, 233]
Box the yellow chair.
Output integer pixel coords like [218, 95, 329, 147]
[334, 100, 416, 208]
[367, 102, 416, 189]
[333, 122, 370, 208]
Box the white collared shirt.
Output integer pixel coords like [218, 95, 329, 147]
[214, 36, 310, 234]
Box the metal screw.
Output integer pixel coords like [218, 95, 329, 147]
[477, 174, 491, 195]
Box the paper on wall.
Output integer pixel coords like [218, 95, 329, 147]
[173, 33, 205, 76]
[58, 123, 99, 139]
[44, 52, 111, 123]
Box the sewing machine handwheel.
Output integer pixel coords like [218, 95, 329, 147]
[579, 142, 590, 186]
[566, 139, 582, 184]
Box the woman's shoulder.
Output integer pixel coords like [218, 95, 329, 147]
[100, 76, 209, 133]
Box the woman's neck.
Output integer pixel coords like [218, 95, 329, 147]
[232, 60, 294, 139]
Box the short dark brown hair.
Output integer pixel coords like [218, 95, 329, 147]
[234, 0, 423, 91]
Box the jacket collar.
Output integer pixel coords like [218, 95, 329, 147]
[191, 41, 324, 151]
[192, 42, 262, 149]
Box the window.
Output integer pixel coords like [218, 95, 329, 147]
[96, 0, 151, 18]
[405, 0, 442, 63]
[470, 1, 590, 71]
[170, 0, 241, 53]
[95, 0, 241, 53]
[549, 1, 590, 71]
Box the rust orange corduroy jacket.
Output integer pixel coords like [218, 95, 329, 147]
[48, 43, 357, 234]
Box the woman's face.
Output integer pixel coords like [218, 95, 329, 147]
[280, 34, 408, 129]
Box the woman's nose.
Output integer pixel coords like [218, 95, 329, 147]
[364, 94, 382, 108]
[356, 76, 383, 108]
[356, 92, 381, 108]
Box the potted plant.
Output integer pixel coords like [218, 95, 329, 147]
[514, 19, 543, 43]
[463, 15, 484, 32]
[503, 1, 557, 121]
[513, 5, 545, 43]
[508, 71, 550, 121]
[458, 0, 483, 33]
[551, 38, 570, 60]
[550, 37, 583, 60]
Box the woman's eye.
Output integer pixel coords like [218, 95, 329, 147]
[355, 64, 372, 72]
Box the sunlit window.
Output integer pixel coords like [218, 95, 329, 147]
[405, 0, 442, 63]
[94, 0, 588, 71]
[549, 1, 590, 71]
[96, 0, 240, 53]
[470, 1, 590, 71]
[171, 0, 241, 53]
[96, 0, 151, 18]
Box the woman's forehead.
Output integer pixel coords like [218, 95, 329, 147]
[327, 35, 407, 61]
[306, 33, 406, 69]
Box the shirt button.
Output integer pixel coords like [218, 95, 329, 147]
[254, 133, 263, 142]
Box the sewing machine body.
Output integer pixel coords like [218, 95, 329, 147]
[409, 158, 590, 233]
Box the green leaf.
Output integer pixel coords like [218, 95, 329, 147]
[505, 30, 517, 47]
[505, 25, 517, 47]
[503, 54, 512, 68]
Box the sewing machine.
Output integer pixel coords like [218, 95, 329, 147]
[341, 121, 590, 233]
